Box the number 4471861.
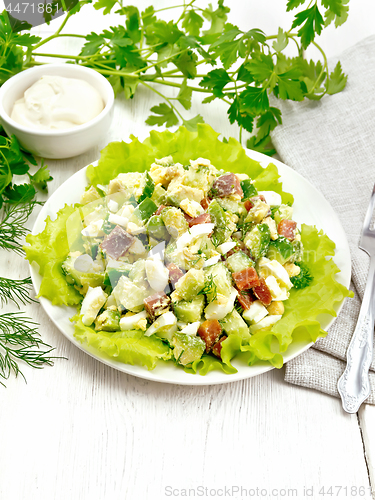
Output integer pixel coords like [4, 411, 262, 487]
[319, 486, 371, 497]
[5, 3, 54, 14]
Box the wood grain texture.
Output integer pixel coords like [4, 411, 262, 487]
[1, 2, 375, 499]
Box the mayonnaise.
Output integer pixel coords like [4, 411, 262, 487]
[11, 75, 104, 130]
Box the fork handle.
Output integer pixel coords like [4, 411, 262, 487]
[337, 258, 375, 413]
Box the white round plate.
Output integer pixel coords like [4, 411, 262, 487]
[29, 149, 351, 386]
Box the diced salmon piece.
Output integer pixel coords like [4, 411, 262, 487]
[154, 204, 166, 216]
[166, 263, 185, 288]
[200, 197, 211, 210]
[236, 290, 255, 310]
[211, 173, 243, 198]
[188, 213, 211, 227]
[100, 225, 135, 259]
[212, 335, 227, 360]
[253, 277, 272, 306]
[198, 319, 222, 352]
[144, 291, 171, 321]
[232, 267, 260, 291]
[278, 219, 297, 241]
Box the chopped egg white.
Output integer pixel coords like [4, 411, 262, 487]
[81, 286, 107, 326]
[242, 300, 268, 324]
[120, 310, 148, 331]
[176, 223, 215, 251]
[205, 288, 237, 321]
[203, 255, 221, 268]
[147, 241, 165, 261]
[81, 219, 104, 237]
[108, 199, 119, 213]
[180, 198, 204, 218]
[265, 276, 289, 301]
[145, 311, 177, 337]
[74, 254, 94, 273]
[146, 257, 169, 291]
[216, 241, 237, 255]
[180, 322, 200, 336]
[127, 221, 146, 235]
[257, 257, 293, 289]
[250, 315, 282, 333]
[258, 191, 282, 206]
[108, 213, 128, 227]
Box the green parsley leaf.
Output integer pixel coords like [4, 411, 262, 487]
[199, 69, 231, 97]
[326, 61, 347, 95]
[292, 4, 325, 49]
[3, 183, 36, 204]
[28, 164, 53, 192]
[239, 86, 269, 115]
[323, 0, 349, 27]
[286, 0, 306, 11]
[173, 50, 197, 78]
[275, 68, 306, 101]
[272, 27, 288, 52]
[177, 79, 192, 110]
[247, 135, 276, 157]
[93, 0, 117, 15]
[247, 53, 274, 84]
[146, 103, 179, 128]
[182, 10, 204, 37]
[182, 114, 205, 131]
[256, 107, 282, 141]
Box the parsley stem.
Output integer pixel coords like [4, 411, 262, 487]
[140, 80, 185, 121]
[32, 11, 73, 51]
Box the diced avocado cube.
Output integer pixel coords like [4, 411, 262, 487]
[244, 223, 271, 260]
[207, 199, 232, 246]
[225, 251, 253, 273]
[267, 236, 295, 264]
[151, 184, 167, 205]
[61, 255, 104, 290]
[175, 269, 205, 301]
[147, 214, 169, 241]
[172, 332, 205, 366]
[94, 309, 120, 332]
[217, 198, 243, 215]
[220, 309, 250, 339]
[272, 204, 293, 225]
[161, 207, 188, 238]
[204, 262, 232, 301]
[173, 296, 205, 323]
[240, 179, 258, 200]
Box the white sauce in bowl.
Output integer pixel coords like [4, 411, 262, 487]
[10, 75, 104, 130]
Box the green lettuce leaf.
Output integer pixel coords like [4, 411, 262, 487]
[25, 204, 83, 306]
[74, 317, 172, 370]
[86, 124, 293, 204]
[25, 124, 351, 374]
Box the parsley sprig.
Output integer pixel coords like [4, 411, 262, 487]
[1, 0, 348, 155]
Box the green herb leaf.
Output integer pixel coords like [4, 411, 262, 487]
[199, 68, 231, 97]
[292, 4, 325, 48]
[182, 9, 204, 37]
[326, 61, 347, 95]
[146, 103, 179, 127]
[177, 79, 192, 110]
[28, 164, 53, 192]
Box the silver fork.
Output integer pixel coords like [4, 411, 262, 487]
[338, 183, 375, 413]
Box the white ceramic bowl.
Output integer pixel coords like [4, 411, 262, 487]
[0, 64, 114, 159]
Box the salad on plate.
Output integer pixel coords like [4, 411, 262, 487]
[25, 125, 351, 375]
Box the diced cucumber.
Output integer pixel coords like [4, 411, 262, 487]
[129, 197, 157, 224]
[104, 262, 132, 287]
[220, 309, 250, 339]
[267, 236, 295, 264]
[207, 199, 231, 246]
[102, 214, 117, 235]
[138, 173, 154, 203]
[129, 259, 147, 287]
[217, 198, 243, 215]
[272, 204, 293, 225]
[198, 235, 216, 258]
[61, 255, 104, 290]
[173, 296, 205, 323]
[174, 269, 205, 301]
[172, 332, 205, 366]
[240, 179, 258, 200]
[94, 309, 120, 332]
[244, 223, 271, 260]
[226, 251, 253, 273]
[147, 214, 170, 241]
[161, 207, 188, 238]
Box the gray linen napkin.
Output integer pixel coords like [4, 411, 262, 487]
[270, 34, 375, 404]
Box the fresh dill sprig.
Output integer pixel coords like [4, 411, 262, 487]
[0, 276, 36, 307]
[0, 312, 57, 386]
[0, 201, 41, 254]
[198, 274, 218, 301]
